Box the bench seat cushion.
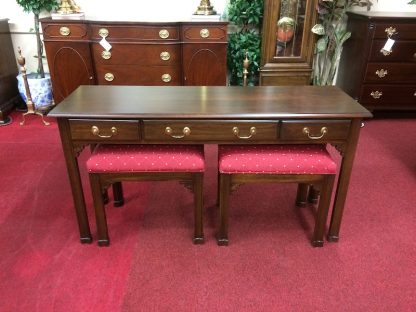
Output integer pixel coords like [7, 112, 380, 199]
[219, 145, 336, 174]
[87, 144, 205, 173]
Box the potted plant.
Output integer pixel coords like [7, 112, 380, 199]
[227, 0, 263, 86]
[15, 0, 58, 111]
[311, 0, 376, 86]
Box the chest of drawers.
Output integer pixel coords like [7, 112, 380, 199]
[41, 19, 228, 104]
[336, 12, 416, 111]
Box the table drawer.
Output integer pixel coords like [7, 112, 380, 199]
[92, 43, 181, 65]
[364, 63, 416, 83]
[69, 119, 140, 141]
[369, 40, 416, 62]
[90, 25, 180, 41]
[143, 120, 279, 142]
[95, 65, 181, 85]
[280, 120, 351, 141]
[42, 23, 88, 40]
[182, 25, 227, 42]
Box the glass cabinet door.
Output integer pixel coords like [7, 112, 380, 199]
[260, 0, 317, 85]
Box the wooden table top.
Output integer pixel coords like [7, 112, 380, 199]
[48, 85, 372, 119]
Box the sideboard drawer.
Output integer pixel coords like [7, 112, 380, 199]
[369, 40, 416, 62]
[92, 43, 181, 65]
[95, 65, 182, 85]
[364, 63, 416, 83]
[182, 25, 227, 42]
[360, 85, 416, 106]
[280, 120, 351, 141]
[69, 119, 140, 141]
[90, 25, 180, 41]
[143, 120, 279, 142]
[42, 23, 88, 40]
[374, 23, 416, 40]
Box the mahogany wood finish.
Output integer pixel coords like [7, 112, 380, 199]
[0, 19, 21, 123]
[259, 0, 318, 86]
[89, 171, 204, 246]
[48, 85, 371, 244]
[41, 19, 227, 104]
[337, 12, 416, 111]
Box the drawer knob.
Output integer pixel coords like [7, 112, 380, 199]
[385, 26, 397, 38]
[380, 49, 392, 56]
[99, 28, 109, 38]
[101, 51, 112, 60]
[161, 74, 172, 83]
[59, 26, 70, 36]
[200, 28, 210, 38]
[160, 51, 171, 61]
[104, 73, 114, 82]
[370, 91, 383, 99]
[91, 126, 118, 138]
[165, 126, 191, 139]
[159, 29, 170, 39]
[232, 126, 257, 139]
[302, 127, 328, 140]
[375, 69, 388, 78]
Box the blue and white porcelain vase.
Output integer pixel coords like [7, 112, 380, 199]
[16, 73, 54, 110]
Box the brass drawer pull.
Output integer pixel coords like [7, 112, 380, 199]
[385, 26, 397, 38]
[165, 126, 191, 139]
[101, 51, 111, 60]
[159, 29, 169, 39]
[91, 126, 118, 138]
[380, 49, 392, 56]
[200, 28, 210, 38]
[303, 127, 328, 140]
[375, 69, 387, 78]
[161, 74, 171, 82]
[59, 26, 70, 36]
[160, 51, 171, 61]
[232, 126, 256, 139]
[104, 73, 114, 81]
[370, 91, 382, 99]
[99, 28, 109, 38]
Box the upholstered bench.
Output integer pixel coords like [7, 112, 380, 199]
[217, 144, 337, 247]
[87, 144, 205, 246]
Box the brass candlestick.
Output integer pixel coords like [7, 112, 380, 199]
[194, 0, 217, 15]
[57, 0, 81, 14]
[17, 47, 50, 126]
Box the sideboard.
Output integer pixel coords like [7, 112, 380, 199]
[40, 18, 228, 104]
[336, 12, 416, 111]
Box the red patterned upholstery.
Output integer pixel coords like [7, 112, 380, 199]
[218, 144, 336, 174]
[87, 144, 205, 173]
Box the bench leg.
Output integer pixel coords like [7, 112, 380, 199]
[112, 182, 124, 207]
[296, 183, 310, 207]
[217, 174, 231, 246]
[89, 173, 110, 246]
[193, 173, 204, 244]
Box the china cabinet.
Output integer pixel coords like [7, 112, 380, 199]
[259, 0, 317, 85]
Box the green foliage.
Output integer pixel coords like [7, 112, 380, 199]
[311, 0, 376, 86]
[227, 0, 263, 86]
[409, 0, 416, 4]
[16, 0, 58, 78]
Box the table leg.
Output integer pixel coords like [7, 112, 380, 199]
[328, 119, 362, 242]
[57, 119, 92, 243]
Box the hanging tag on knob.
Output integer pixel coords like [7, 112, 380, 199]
[99, 37, 112, 52]
[381, 38, 395, 54]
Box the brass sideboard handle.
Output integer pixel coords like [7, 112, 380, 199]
[414, 53, 416, 59]
[99, 28, 109, 38]
[161, 74, 171, 83]
[385, 26, 397, 38]
[380, 49, 392, 56]
[160, 51, 171, 61]
[303, 127, 328, 140]
[370, 91, 383, 99]
[375, 69, 388, 78]
[104, 73, 114, 82]
[159, 29, 169, 39]
[232, 126, 256, 139]
[91, 126, 118, 138]
[200, 28, 210, 38]
[165, 126, 191, 139]
[101, 51, 111, 60]
[414, 91, 416, 97]
[59, 26, 70, 36]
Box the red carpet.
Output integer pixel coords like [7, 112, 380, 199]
[0, 111, 415, 311]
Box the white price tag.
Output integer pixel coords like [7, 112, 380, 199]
[99, 37, 112, 51]
[382, 38, 395, 52]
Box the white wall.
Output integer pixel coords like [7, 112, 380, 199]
[2, 0, 416, 73]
